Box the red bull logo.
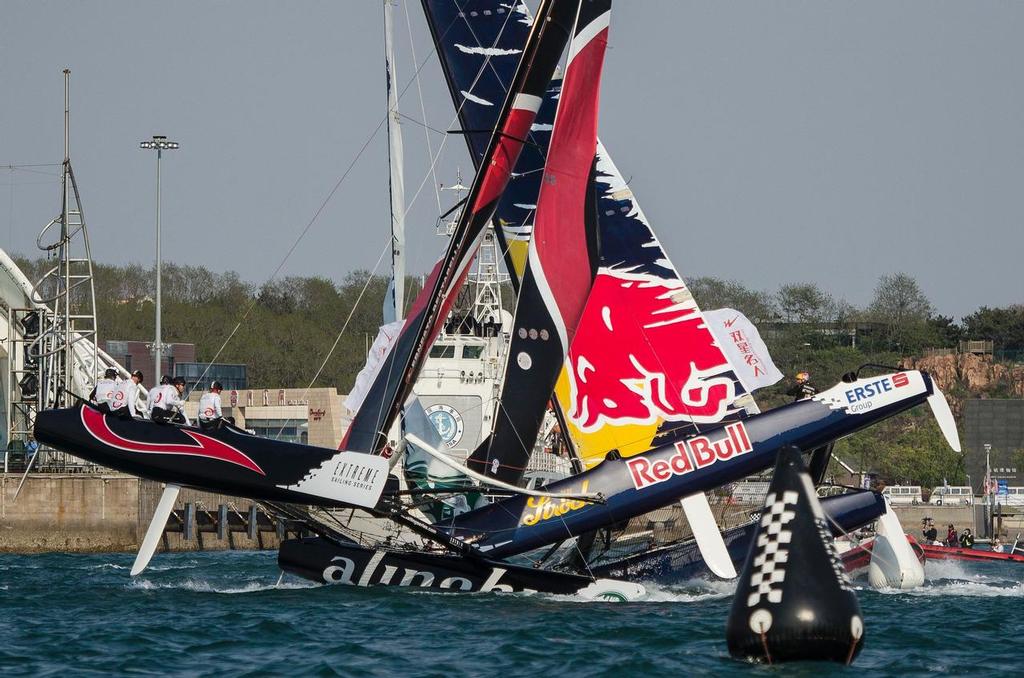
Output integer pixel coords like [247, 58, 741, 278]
[627, 422, 753, 490]
[567, 269, 737, 432]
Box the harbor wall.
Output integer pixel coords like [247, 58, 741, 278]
[2, 473, 1014, 554]
[0, 474, 286, 553]
[1, 474, 140, 552]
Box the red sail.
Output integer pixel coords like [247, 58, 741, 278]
[467, 0, 611, 482]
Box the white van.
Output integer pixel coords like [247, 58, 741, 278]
[929, 486, 974, 506]
[882, 485, 923, 505]
[995, 487, 1024, 507]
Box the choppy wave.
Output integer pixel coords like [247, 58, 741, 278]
[863, 557, 1024, 598]
[129, 577, 318, 595]
[2, 551, 1023, 676]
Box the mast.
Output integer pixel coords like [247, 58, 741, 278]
[383, 0, 406, 323]
[342, 0, 580, 455]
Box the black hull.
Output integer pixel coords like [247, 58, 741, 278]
[33, 404, 389, 510]
[592, 489, 886, 582]
[279, 537, 603, 595]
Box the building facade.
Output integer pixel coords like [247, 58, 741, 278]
[174, 362, 247, 391]
[964, 399, 1024, 493]
[184, 387, 351, 449]
[101, 340, 196, 380]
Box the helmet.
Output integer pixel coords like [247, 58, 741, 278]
[131, 370, 144, 382]
[796, 372, 810, 383]
[103, 368, 118, 379]
[160, 375, 172, 385]
[172, 376, 186, 386]
[211, 381, 223, 391]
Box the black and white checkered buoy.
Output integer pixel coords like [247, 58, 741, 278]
[726, 445, 864, 665]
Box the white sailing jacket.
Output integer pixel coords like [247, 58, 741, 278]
[110, 380, 145, 417]
[198, 392, 223, 422]
[146, 385, 163, 414]
[93, 378, 117, 405]
[151, 384, 190, 424]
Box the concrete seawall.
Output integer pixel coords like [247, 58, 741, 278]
[1, 474, 286, 554]
[2, 474, 1017, 553]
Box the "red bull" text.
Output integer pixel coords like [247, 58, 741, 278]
[626, 422, 753, 490]
[567, 269, 738, 433]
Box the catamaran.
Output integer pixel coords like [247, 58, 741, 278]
[34, 0, 961, 597]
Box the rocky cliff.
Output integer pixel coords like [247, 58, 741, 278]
[903, 353, 1024, 407]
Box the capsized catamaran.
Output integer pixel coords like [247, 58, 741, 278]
[34, 0, 961, 596]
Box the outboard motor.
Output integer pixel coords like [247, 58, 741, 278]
[726, 445, 865, 665]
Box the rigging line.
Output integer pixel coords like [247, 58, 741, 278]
[273, 238, 392, 439]
[488, 396, 538, 467]
[402, 0, 443, 216]
[383, 2, 515, 225]
[559, 516, 598, 582]
[455, 5, 554, 161]
[2, 166, 61, 177]
[184, 112, 389, 398]
[455, 3, 516, 110]
[1, 162, 62, 169]
[396, 111, 450, 137]
[190, 3, 472, 400]
[353, 8, 524, 435]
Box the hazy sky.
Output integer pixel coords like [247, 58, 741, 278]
[2, 1, 1021, 319]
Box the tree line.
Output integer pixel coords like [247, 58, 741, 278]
[15, 256, 1023, 488]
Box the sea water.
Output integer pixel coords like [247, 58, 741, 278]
[0, 551, 1020, 676]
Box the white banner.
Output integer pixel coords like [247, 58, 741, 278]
[704, 308, 783, 393]
[345, 320, 405, 415]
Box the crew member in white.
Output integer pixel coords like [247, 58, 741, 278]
[110, 370, 146, 418]
[151, 376, 191, 425]
[148, 375, 170, 418]
[90, 368, 120, 412]
[198, 381, 233, 430]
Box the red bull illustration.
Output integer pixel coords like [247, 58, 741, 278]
[566, 268, 739, 433]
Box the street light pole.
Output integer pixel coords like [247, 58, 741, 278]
[139, 136, 178, 382]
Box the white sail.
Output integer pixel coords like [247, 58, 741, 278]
[383, 0, 406, 323]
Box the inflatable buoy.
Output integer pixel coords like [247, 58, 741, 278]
[726, 445, 865, 665]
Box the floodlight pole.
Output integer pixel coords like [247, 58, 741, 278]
[140, 135, 178, 382]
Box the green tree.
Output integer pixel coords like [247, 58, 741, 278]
[962, 305, 1024, 352]
[688, 276, 776, 323]
[777, 283, 832, 324]
[867, 273, 936, 354]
